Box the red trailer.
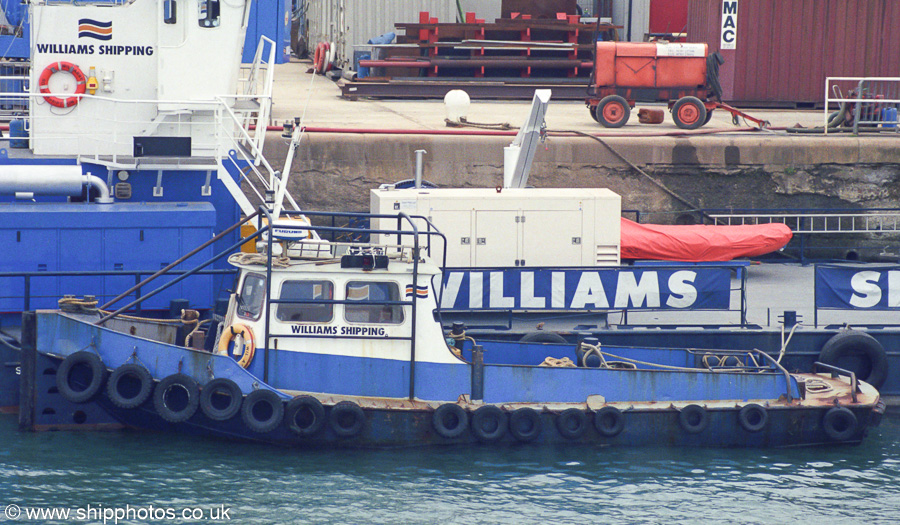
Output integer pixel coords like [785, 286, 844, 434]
[586, 41, 765, 129]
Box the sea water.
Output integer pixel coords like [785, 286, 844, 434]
[1, 415, 899, 524]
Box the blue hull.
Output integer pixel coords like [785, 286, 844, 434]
[21, 312, 884, 448]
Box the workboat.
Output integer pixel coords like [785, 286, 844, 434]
[19, 209, 885, 448]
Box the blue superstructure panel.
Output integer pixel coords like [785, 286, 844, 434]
[242, 0, 290, 64]
[0, 202, 217, 313]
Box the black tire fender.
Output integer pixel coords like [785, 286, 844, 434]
[241, 389, 285, 433]
[106, 363, 153, 409]
[556, 408, 588, 439]
[286, 395, 326, 436]
[594, 406, 625, 437]
[329, 401, 366, 438]
[819, 330, 888, 389]
[679, 404, 709, 434]
[738, 403, 768, 433]
[509, 407, 542, 443]
[200, 377, 243, 421]
[153, 373, 200, 423]
[822, 406, 858, 441]
[432, 403, 468, 439]
[56, 351, 107, 404]
[471, 405, 508, 443]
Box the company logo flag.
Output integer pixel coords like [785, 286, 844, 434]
[78, 19, 112, 40]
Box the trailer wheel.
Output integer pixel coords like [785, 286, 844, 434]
[595, 95, 630, 128]
[672, 96, 707, 130]
[704, 109, 714, 125]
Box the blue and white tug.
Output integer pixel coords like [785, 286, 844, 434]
[20, 207, 885, 448]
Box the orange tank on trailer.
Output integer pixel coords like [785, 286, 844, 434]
[587, 41, 725, 130]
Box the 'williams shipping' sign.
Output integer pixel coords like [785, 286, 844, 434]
[816, 265, 900, 310]
[438, 268, 732, 311]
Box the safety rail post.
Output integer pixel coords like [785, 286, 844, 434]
[740, 268, 747, 327]
[813, 264, 819, 328]
[23, 275, 30, 311]
[813, 361, 858, 403]
[751, 349, 795, 402]
[263, 206, 273, 384]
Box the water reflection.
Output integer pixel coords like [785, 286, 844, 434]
[1, 416, 899, 524]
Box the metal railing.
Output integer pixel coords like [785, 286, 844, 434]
[707, 209, 900, 234]
[824, 77, 900, 134]
[0, 268, 234, 313]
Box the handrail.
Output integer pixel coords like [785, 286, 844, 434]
[824, 76, 900, 135]
[750, 348, 796, 402]
[813, 361, 859, 403]
[96, 214, 266, 326]
[0, 268, 234, 312]
[99, 209, 259, 310]
[686, 348, 795, 402]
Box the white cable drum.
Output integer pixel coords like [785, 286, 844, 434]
[0, 165, 88, 196]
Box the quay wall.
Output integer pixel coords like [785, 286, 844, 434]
[260, 132, 900, 226]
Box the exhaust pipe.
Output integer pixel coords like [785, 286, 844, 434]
[0, 165, 113, 203]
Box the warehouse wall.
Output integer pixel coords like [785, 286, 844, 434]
[687, 0, 900, 106]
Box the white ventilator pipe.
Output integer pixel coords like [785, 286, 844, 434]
[0, 166, 112, 202]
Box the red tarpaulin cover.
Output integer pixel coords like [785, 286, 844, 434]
[620, 218, 793, 262]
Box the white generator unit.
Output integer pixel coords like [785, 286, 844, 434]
[370, 187, 621, 268]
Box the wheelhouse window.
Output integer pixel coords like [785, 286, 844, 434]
[344, 281, 404, 325]
[276, 280, 334, 323]
[236, 273, 266, 320]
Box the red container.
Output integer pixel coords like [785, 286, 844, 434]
[686, 0, 900, 106]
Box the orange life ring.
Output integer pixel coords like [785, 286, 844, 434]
[218, 324, 255, 368]
[38, 61, 87, 108]
[313, 42, 329, 74]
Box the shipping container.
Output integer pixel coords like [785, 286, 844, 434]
[687, 0, 900, 107]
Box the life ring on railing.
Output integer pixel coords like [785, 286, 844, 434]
[38, 61, 87, 108]
[313, 42, 330, 74]
[217, 324, 255, 368]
